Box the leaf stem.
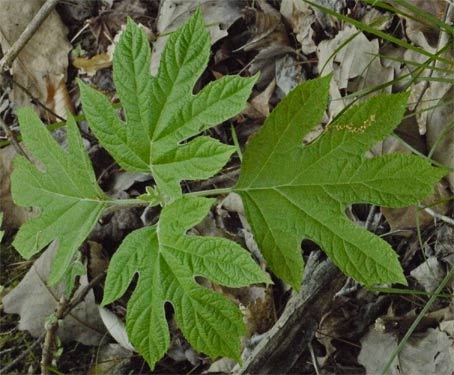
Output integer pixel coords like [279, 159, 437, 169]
[185, 187, 233, 198]
[110, 199, 149, 207]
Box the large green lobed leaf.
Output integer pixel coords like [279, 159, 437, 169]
[235, 75, 446, 289]
[102, 196, 270, 369]
[79, 10, 257, 201]
[11, 108, 110, 284]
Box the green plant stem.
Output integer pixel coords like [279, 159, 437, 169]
[186, 187, 233, 197]
[379, 267, 454, 375]
[106, 187, 234, 212]
[110, 199, 149, 207]
[304, 0, 454, 66]
[367, 286, 452, 299]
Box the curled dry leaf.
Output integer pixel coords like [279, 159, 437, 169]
[73, 53, 112, 76]
[0, 0, 72, 119]
[242, 0, 293, 87]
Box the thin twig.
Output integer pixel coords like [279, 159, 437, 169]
[11, 77, 66, 122]
[0, 0, 60, 72]
[423, 206, 454, 226]
[0, 117, 29, 159]
[40, 272, 106, 374]
[0, 332, 45, 374]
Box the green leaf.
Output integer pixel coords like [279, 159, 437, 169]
[102, 196, 270, 369]
[63, 259, 86, 297]
[11, 108, 110, 285]
[79, 10, 256, 201]
[235, 75, 446, 289]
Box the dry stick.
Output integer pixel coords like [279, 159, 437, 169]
[40, 272, 106, 375]
[11, 77, 66, 122]
[0, 332, 46, 374]
[0, 0, 60, 72]
[0, 117, 29, 159]
[235, 252, 345, 374]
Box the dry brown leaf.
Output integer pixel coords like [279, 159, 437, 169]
[381, 180, 451, 235]
[245, 79, 276, 118]
[0, 145, 34, 232]
[0, 0, 72, 117]
[73, 53, 112, 76]
[242, 0, 293, 88]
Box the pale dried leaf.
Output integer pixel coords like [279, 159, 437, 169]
[0, 0, 72, 115]
[2, 242, 106, 345]
[410, 257, 445, 292]
[280, 0, 317, 54]
[98, 306, 135, 352]
[275, 55, 303, 96]
[151, 0, 245, 74]
[359, 327, 454, 375]
[317, 26, 380, 90]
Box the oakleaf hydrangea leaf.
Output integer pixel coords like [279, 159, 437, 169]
[235, 75, 446, 289]
[11, 108, 110, 285]
[79, 10, 257, 201]
[102, 196, 270, 369]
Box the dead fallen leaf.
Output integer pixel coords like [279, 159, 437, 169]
[245, 79, 275, 118]
[410, 256, 446, 292]
[359, 327, 454, 375]
[73, 53, 112, 76]
[280, 0, 317, 55]
[316, 26, 384, 117]
[0, 145, 34, 232]
[385, 0, 446, 47]
[88, 343, 133, 375]
[275, 55, 303, 97]
[205, 358, 237, 373]
[2, 242, 106, 345]
[151, 0, 245, 74]
[381, 180, 450, 236]
[0, 0, 72, 118]
[317, 26, 379, 90]
[242, 0, 294, 88]
[98, 306, 134, 352]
